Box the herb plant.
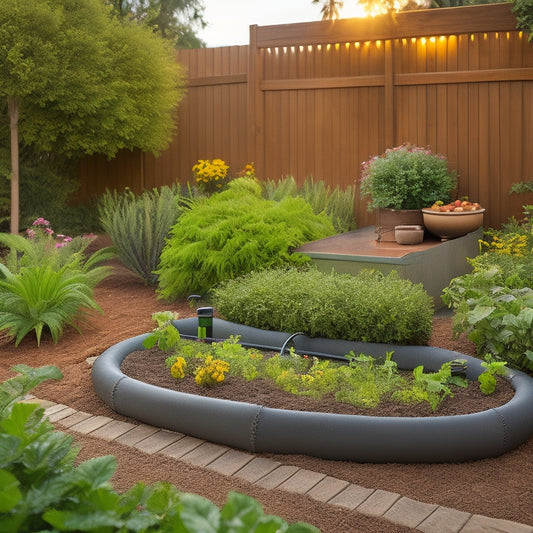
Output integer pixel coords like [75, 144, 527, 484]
[211, 267, 434, 345]
[0, 365, 318, 532]
[160, 334, 489, 411]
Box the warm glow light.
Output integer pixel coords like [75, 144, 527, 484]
[420, 37, 427, 45]
[339, 2, 367, 18]
[429, 37, 436, 43]
[339, 0, 430, 18]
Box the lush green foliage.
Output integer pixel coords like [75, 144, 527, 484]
[261, 176, 356, 233]
[0, 221, 115, 345]
[512, 0, 533, 41]
[211, 267, 434, 345]
[0, 0, 186, 158]
[443, 220, 533, 373]
[155, 328, 499, 410]
[0, 365, 319, 532]
[107, 0, 207, 49]
[156, 178, 335, 300]
[360, 143, 457, 210]
[99, 186, 184, 285]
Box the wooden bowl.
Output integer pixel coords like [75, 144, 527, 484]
[422, 208, 485, 240]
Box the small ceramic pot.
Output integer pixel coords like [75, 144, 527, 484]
[394, 224, 425, 245]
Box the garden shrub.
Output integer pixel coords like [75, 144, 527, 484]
[156, 178, 335, 300]
[261, 175, 356, 233]
[0, 365, 318, 532]
[211, 267, 434, 345]
[98, 186, 184, 285]
[442, 216, 533, 373]
[0, 219, 115, 346]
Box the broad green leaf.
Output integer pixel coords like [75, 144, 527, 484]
[0, 469, 21, 512]
[0, 402, 44, 439]
[73, 456, 116, 490]
[21, 431, 74, 472]
[0, 434, 22, 467]
[43, 508, 123, 531]
[467, 305, 495, 324]
[178, 493, 220, 533]
[220, 492, 264, 531]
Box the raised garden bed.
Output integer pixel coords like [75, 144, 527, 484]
[92, 318, 533, 463]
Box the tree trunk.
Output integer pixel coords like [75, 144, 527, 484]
[8, 96, 19, 235]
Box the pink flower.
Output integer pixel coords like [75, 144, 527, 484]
[32, 217, 50, 227]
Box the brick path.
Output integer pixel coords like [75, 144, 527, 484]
[30, 397, 533, 533]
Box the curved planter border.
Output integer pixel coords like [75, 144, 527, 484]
[92, 318, 533, 463]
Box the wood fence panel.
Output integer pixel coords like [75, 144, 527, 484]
[79, 4, 533, 229]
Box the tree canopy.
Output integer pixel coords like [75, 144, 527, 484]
[107, 0, 206, 48]
[0, 0, 187, 233]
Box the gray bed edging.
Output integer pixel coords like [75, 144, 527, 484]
[91, 318, 533, 463]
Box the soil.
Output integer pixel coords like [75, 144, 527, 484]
[122, 347, 515, 418]
[1, 235, 532, 532]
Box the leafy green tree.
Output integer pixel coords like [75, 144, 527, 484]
[108, 0, 206, 48]
[0, 0, 186, 234]
[312, 0, 345, 20]
[512, 0, 533, 40]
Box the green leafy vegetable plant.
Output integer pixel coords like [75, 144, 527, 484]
[478, 356, 508, 395]
[143, 311, 182, 351]
[0, 365, 319, 532]
[158, 326, 481, 411]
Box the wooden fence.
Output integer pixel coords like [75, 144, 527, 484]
[78, 3, 533, 229]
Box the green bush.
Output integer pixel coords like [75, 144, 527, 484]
[261, 176, 356, 233]
[98, 186, 184, 285]
[443, 264, 533, 373]
[156, 178, 335, 300]
[211, 267, 434, 345]
[0, 221, 115, 346]
[442, 218, 533, 373]
[0, 365, 319, 532]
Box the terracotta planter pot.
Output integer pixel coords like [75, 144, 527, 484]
[422, 208, 485, 240]
[375, 208, 423, 242]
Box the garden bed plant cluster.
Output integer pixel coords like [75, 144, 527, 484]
[143, 311, 508, 413]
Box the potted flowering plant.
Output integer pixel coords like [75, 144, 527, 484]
[360, 143, 457, 241]
[360, 143, 457, 210]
